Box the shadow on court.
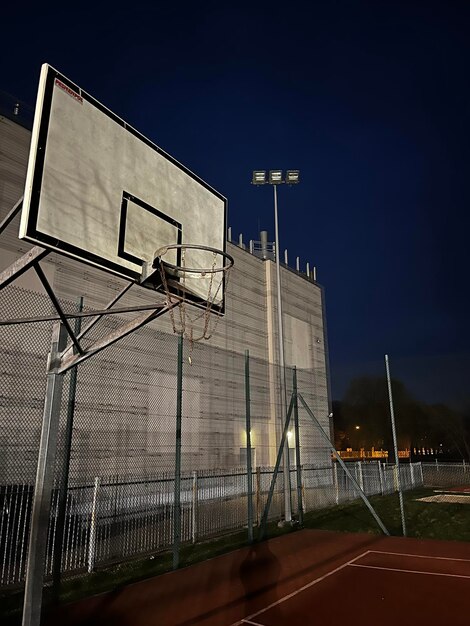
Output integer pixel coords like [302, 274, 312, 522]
[238, 540, 283, 622]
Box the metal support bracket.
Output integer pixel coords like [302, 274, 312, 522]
[0, 246, 50, 291]
[0, 196, 23, 236]
[34, 264, 84, 354]
[58, 301, 178, 374]
[259, 393, 295, 541]
[296, 393, 390, 536]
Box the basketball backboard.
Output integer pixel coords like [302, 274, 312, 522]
[19, 64, 227, 311]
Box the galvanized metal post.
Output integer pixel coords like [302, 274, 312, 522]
[87, 477, 100, 573]
[292, 368, 303, 524]
[273, 184, 292, 523]
[356, 461, 364, 492]
[333, 462, 339, 504]
[191, 471, 198, 544]
[22, 323, 68, 626]
[378, 460, 384, 495]
[245, 350, 254, 543]
[173, 334, 183, 569]
[385, 354, 407, 536]
[256, 467, 261, 526]
[52, 296, 83, 600]
[259, 395, 295, 540]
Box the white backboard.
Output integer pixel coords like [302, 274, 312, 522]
[20, 64, 227, 311]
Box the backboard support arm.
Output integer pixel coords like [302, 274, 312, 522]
[57, 301, 178, 374]
[61, 282, 134, 357]
[34, 264, 85, 355]
[0, 245, 50, 291]
[0, 196, 23, 236]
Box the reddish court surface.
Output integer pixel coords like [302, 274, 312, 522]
[44, 529, 470, 626]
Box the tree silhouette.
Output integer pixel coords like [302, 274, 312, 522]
[335, 376, 469, 461]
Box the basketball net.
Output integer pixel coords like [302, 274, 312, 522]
[156, 246, 232, 353]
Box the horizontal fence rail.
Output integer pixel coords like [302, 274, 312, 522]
[0, 461, 423, 587]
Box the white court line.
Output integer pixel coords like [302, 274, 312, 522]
[241, 621, 265, 625]
[229, 550, 371, 626]
[369, 549, 470, 563]
[349, 563, 470, 579]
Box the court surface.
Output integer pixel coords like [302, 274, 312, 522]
[45, 529, 470, 626]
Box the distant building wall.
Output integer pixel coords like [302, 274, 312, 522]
[0, 114, 331, 482]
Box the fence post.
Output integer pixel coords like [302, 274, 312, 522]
[259, 395, 295, 540]
[410, 462, 415, 488]
[394, 464, 399, 491]
[356, 461, 364, 492]
[292, 367, 303, 525]
[333, 462, 339, 504]
[255, 467, 261, 525]
[436, 458, 439, 472]
[301, 467, 306, 513]
[378, 460, 384, 495]
[191, 471, 198, 544]
[87, 477, 100, 573]
[173, 334, 183, 570]
[245, 350, 254, 543]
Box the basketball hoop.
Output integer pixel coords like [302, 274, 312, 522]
[153, 244, 234, 349]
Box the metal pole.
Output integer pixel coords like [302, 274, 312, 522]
[22, 323, 68, 626]
[333, 463, 339, 504]
[292, 367, 303, 524]
[173, 334, 183, 569]
[191, 471, 198, 544]
[273, 184, 292, 523]
[259, 394, 295, 540]
[0, 196, 23, 235]
[296, 393, 389, 536]
[385, 354, 407, 536]
[52, 296, 83, 601]
[87, 477, 100, 573]
[245, 350, 254, 543]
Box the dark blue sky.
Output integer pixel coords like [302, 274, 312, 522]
[1, 1, 469, 406]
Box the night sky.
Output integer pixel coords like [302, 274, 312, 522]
[1, 1, 469, 407]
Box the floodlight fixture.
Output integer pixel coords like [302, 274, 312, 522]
[269, 169, 284, 184]
[252, 170, 267, 185]
[286, 170, 300, 185]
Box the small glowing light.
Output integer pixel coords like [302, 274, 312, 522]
[355, 425, 360, 430]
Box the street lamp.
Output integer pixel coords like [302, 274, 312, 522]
[252, 169, 300, 523]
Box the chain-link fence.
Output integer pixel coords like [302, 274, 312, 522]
[1, 286, 469, 597]
[0, 282, 316, 587]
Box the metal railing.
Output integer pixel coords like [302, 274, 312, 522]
[0, 461, 423, 587]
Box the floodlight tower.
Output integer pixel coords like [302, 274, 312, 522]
[252, 169, 300, 523]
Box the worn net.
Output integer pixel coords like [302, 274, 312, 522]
[156, 244, 233, 349]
